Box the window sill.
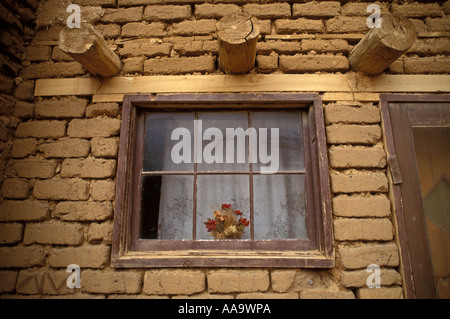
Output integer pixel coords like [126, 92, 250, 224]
[112, 249, 335, 268]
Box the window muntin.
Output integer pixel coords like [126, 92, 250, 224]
[138, 110, 307, 243]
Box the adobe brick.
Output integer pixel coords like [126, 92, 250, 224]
[91, 137, 119, 158]
[119, 42, 172, 58]
[12, 159, 58, 179]
[91, 180, 116, 201]
[332, 194, 391, 218]
[0, 199, 50, 222]
[16, 269, 75, 295]
[324, 104, 380, 124]
[338, 242, 399, 269]
[426, 17, 450, 32]
[144, 55, 215, 75]
[328, 146, 386, 168]
[122, 57, 145, 74]
[13, 81, 35, 101]
[341, 2, 389, 16]
[35, 98, 87, 118]
[61, 158, 117, 178]
[144, 5, 191, 21]
[293, 2, 340, 18]
[19, 62, 85, 79]
[256, 41, 302, 55]
[82, 270, 142, 294]
[23, 221, 84, 245]
[334, 218, 393, 241]
[1, 178, 29, 199]
[33, 178, 90, 201]
[87, 221, 113, 244]
[326, 16, 368, 33]
[257, 54, 278, 73]
[330, 170, 388, 193]
[54, 201, 113, 221]
[51, 47, 73, 61]
[326, 124, 381, 144]
[0, 223, 23, 244]
[95, 24, 121, 39]
[121, 22, 167, 37]
[356, 287, 403, 299]
[0, 246, 46, 268]
[195, 3, 242, 19]
[271, 269, 332, 293]
[279, 54, 349, 73]
[67, 118, 121, 138]
[0, 271, 18, 293]
[25, 46, 51, 62]
[101, 7, 143, 24]
[14, 101, 35, 119]
[38, 138, 91, 158]
[86, 103, 121, 118]
[16, 120, 67, 138]
[243, 3, 291, 19]
[172, 20, 217, 36]
[275, 18, 324, 34]
[392, 3, 443, 18]
[404, 56, 450, 74]
[302, 39, 349, 53]
[11, 138, 38, 158]
[207, 269, 269, 293]
[340, 269, 402, 288]
[48, 245, 110, 268]
[144, 269, 205, 295]
[408, 38, 450, 56]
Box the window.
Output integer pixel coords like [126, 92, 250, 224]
[112, 94, 333, 268]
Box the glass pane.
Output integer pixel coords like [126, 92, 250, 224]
[252, 111, 304, 172]
[197, 112, 249, 172]
[143, 112, 194, 172]
[140, 175, 193, 239]
[412, 126, 450, 298]
[253, 174, 307, 239]
[196, 175, 251, 240]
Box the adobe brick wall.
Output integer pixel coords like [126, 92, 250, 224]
[0, 0, 449, 299]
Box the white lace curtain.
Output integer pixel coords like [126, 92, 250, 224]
[143, 111, 307, 240]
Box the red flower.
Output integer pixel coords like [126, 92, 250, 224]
[239, 218, 250, 227]
[204, 219, 218, 232]
[221, 203, 232, 209]
[235, 210, 243, 216]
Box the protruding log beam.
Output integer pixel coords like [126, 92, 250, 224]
[349, 14, 416, 75]
[59, 23, 122, 77]
[217, 13, 260, 74]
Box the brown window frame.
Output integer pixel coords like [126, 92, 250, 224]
[112, 93, 333, 268]
[380, 93, 450, 298]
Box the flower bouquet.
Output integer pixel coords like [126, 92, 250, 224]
[204, 203, 250, 239]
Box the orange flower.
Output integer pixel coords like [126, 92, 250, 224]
[214, 210, 225, 221]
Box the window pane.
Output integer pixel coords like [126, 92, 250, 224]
[143, 112, 194, 172]
[140, 175, 193, 239]
[253, 174, 307, 239]
[197, 112, 249, 172]
[252, 112, 304, 172]
[196, 175, 251, 240]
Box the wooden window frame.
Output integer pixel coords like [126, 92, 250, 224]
[380, 94, 450, 298]
[112, 93, 334, 268]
